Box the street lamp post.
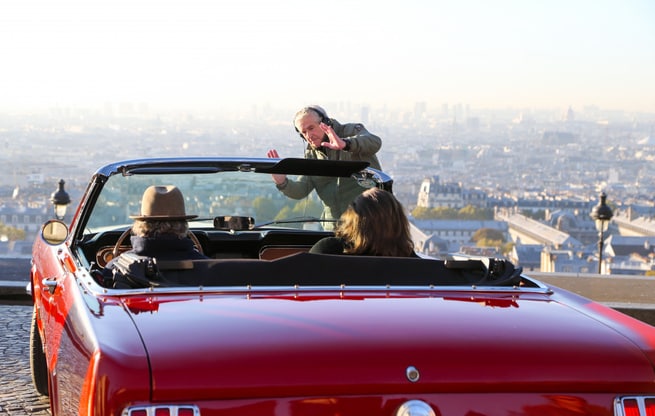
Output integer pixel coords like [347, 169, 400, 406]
[590, 192, 613, 274]
[50, 179, 71, 220]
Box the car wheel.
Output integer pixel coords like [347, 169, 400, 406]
[30, 306, 49, 397]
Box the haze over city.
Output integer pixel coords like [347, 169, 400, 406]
[2, 0, 654, 115]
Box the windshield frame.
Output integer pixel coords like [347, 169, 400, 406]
[70, 157, 392, 243]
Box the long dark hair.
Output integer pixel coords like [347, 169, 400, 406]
[336, 188, 414, 256]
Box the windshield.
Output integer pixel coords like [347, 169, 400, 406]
[86, 170, 329, 233]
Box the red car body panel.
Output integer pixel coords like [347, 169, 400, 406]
[28, 158, 655, 415]
[31, 231, 655, 414]
[31, 238, 152, 415]
[31, 255, 655, 415]
[130, 292, 653, 401]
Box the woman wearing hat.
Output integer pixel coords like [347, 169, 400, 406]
[125, 185, 207, 260]
[101, 185, 208, 287]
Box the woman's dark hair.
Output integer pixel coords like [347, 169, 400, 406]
[336, 188, 414, 256]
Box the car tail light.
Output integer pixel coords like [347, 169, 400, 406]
[645, 397, 655, 416]
[122, 405, 199, 416]
[615, 397, 655, 416]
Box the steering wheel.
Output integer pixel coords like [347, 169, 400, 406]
[112, 229, 204, 259]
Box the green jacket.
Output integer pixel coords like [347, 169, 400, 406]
[277, 119, 382, 224]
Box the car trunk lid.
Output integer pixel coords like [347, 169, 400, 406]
[124, 291, 655, 401]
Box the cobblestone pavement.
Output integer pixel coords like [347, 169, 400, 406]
[0, 304, 51, 416]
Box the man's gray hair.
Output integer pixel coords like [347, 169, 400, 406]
[294, 105, 328, 126]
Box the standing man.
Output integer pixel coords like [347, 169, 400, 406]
[267, 105, 382, 228]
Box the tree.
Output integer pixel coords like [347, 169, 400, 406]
[274, 206, 292, 221]
[252, 196, 278, 222]
[291, 198, 322, 218]
[412, 205, 493, 220]
[500, 242, 515, 256]
[0, 223, 26, 252]
[431, 206, 459, 219]
[411, 206, 431, 219]
[458, 205, 479, 220]
[471, 228, 505, 243]
[0, 223, 26, 241]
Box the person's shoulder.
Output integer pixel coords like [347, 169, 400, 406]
[309, 237, 345, 254]
[339, 122, 367, 133]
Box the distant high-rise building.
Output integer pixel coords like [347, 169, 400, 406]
[563, 106, 575, 121]
[360, 106, 370, 124]
[414, 102, 427, 121]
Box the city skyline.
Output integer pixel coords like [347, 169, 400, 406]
[2, 0, 654, 115]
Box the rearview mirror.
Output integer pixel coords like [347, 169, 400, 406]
[213, 216, 255, 231]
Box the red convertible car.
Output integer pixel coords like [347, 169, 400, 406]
[30, 157, 655, 416]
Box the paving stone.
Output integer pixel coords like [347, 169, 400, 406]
[0, 305, 50, 415]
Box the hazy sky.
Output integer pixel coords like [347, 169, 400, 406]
[2, 0, 654, 114]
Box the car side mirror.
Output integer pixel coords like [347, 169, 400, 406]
[41, 219, 69, 245]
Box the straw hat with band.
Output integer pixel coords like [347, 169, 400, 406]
[130, 185, 197, 221]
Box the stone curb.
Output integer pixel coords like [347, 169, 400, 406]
[0, 280, 31, 299]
